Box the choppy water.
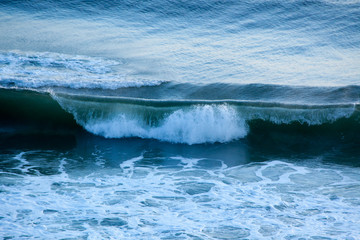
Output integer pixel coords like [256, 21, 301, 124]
[2, 146, 360, 239]
[0, 0, 360, 239]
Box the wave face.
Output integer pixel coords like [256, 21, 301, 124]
[1, 88, 357, 145]
[54, 92, 359, 144]
[53, 92, 249, 144]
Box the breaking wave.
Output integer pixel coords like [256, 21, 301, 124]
[0, 87, 359, 145]
[83, 105, 247, 144]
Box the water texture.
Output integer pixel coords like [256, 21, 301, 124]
[0, 0, 359, 239]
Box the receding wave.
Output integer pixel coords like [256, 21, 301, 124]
[1, 88, 359, 145]
[0, 51, 166, 89]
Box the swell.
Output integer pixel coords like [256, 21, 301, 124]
[50, 82, 360, 105]
[1, 88, 359, 145]
[2, 50, 360, 103]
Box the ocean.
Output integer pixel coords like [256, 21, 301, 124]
[0, 0, 360, 239]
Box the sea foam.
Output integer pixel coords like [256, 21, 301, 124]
[0, 51, 166, 89]
[84, 105, 248, 144]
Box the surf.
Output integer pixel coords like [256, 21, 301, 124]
[1, 87, 359, 145]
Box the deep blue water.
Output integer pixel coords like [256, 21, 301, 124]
[0, 0, 360, 239]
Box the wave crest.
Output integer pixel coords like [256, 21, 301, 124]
[52, 92, 358, 144]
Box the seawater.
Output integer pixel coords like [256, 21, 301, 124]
[0, 0, 360, 239]
[2, 144, 360, 239]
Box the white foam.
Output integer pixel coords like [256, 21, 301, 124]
[84, 105, 248, 144]
[170, 156, 203, 169]
[13, 152, 32, 174]
[0, 51, 166, 89]
[119, 155, 144, 177]
[1, 152, 360, 239]
[58, 158, 68, 177]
